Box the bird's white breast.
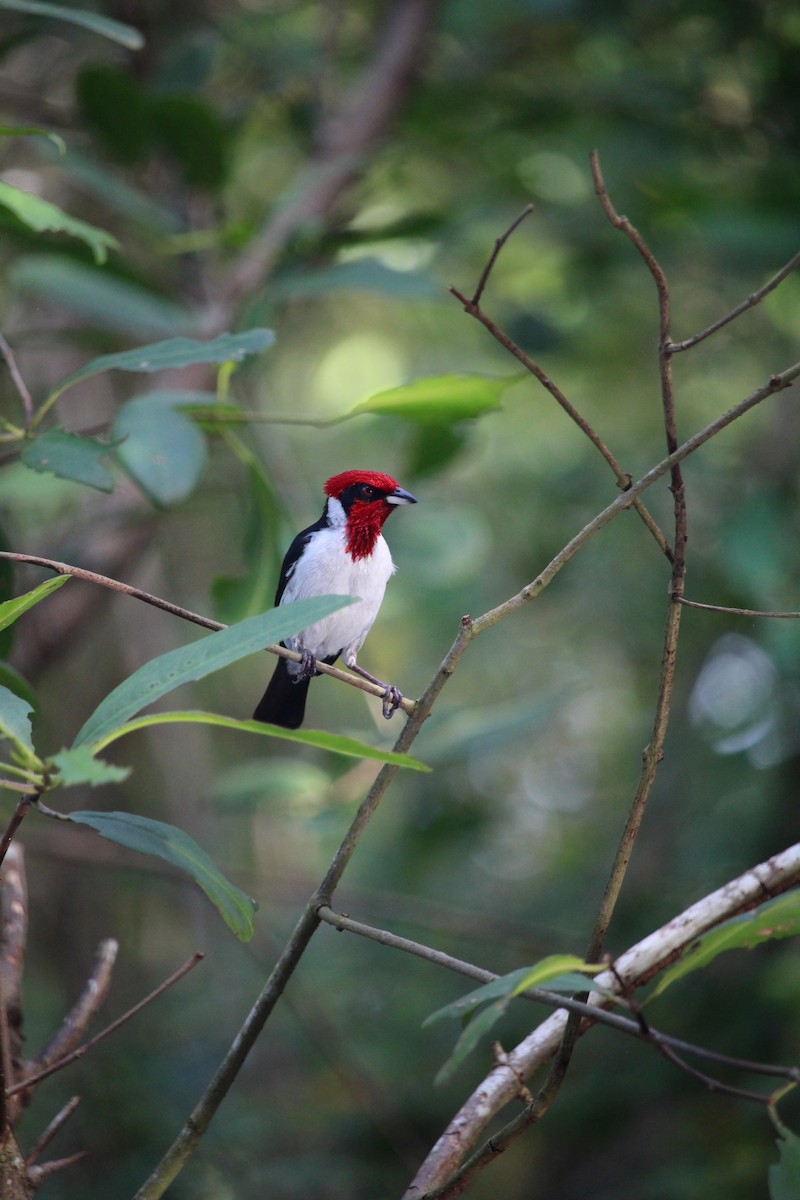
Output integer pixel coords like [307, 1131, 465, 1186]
[281, 526, 395, 665]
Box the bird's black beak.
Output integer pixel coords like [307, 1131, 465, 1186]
[386, 486, 417, 506]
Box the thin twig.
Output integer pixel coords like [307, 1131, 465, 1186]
[678, 598, 800, 618]
[0, 333, 34, 426]
[0, 552, 416, 715]
[25, 1096, 81, 1164]
[668, 249, 800, 354]
[26, 1151, 88, 1186]
[7, 953, 203, 1098]
[608, 964, 773, 1105]
[28, 938, 118, 1075]
[0, 797, 35, 873]
[585, 151, 686, 964]
[470, 204, 534, 307]
[450, 282, 673, 562]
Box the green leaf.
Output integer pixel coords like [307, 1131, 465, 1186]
[0, 664, 37, 711]
[51, 329, 275, 402]
[20, 429, 115, 492]
[426, 956, 605, 1026]
[50, 745, 130, 786]
[651, 891, 800, 1000]
[0, 1, 144, 49]
[65, 811, 256, 940]
[0, 575, 70, 631]
[0, 181, 118, 264]
[427, 956, 605, 1085]
[111, 391, 208, 505]
[0, 123, 65, 155]
[347, 373, 517, 423]
[11, 257, 195, 339]
[0, 685, 36, 762]
[83, 710, 430, 772]
[72, 597, 354, 749]
[770, 1129, 800, 1200]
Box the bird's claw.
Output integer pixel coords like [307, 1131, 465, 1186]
[294, 649, 317, 683]
[381, 685, 403, 720]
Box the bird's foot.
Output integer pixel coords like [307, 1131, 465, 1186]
[347, 661, 404, 719]
[381, 685, 403, 720]
[294, 649, 317, 683]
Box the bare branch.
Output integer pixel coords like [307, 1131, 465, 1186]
[0, 333, 33, 426]
[27, 939, 118, 1077]
[470, 204, 534, 307]
[668, 249, 800, 353]
[450, 219, 673, 562]
[26, 1150, 87, 1187]
[8, 953, 202, 1099]
[678, 598, 800, 618]
[25, 1096, 80, 1165]
[0, 799, 36, 873]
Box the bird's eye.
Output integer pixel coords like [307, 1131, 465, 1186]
[361, 485, 375, 498]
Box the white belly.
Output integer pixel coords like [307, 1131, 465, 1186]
[281, 527, 395, 668]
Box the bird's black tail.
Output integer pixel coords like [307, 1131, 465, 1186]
[253, 658, 310, 729]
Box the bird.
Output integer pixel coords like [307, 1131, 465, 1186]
[253, 469, 417, 729]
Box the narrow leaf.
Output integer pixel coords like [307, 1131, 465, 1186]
[0, 181, 118, 264]
[0, 123, 65, 155]
[0, 0, 144, 48]
[87, 710, 430, 771]
[65, 811, 256, 940]
[51, 329, 275, 402]
[0, 575, 70, 631]
[429, 956, 606, 1085]
[434, 998, 509, 1086]
[651, 891, 800, 1000]
[21, 429, 115, 492]
[111, 391, 208, 505]
[73, 597, 353, 748]
[426, 956, 605, 1026]
[50, 746, 130, 786]
[348, 373, 517, 423]
[770, 1129, 800, 1200]
[0, 685, 36, 762]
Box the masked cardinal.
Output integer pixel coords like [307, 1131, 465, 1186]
[253, 470, 417, 729]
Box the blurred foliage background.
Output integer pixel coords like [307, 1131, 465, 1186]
[0, 0, 799, 1197]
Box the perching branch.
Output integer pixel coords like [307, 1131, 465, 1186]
[0, 551, 416, 716]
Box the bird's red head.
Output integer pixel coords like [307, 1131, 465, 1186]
[324, 469, 401, 499]
[324, 470, 417, 560]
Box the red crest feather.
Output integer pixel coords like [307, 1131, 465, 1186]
[324, 470, 400, 498]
